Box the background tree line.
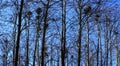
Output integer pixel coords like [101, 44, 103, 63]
[0, 0, 120, 66]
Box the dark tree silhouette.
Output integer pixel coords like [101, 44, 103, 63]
[14, 0, 24, 66]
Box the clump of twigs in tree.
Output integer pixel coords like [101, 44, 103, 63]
[36, 7, 42, 14]
[84, 6, 91, 15]
[95, 14, 100, 21]
[27, 11, 32, 16]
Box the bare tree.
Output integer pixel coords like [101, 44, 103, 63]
[61, 0, 66, 66]
[76, 0, 83, 66]
[25, 11, 32, 66]
[14, 0, 24, 66]
[41, 0, 50, 66]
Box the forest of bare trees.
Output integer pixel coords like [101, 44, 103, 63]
[0, 0, 120, 66]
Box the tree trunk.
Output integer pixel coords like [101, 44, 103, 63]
[61, 0, 66, 66]
[100, 30, 102, 66]
[13, 13, 17, 66]
[25, 14, 30, 66]
[14, 0, 24, 66]
[77, 0, 82, 66]
[33, 13, 40, 66]
[41, 0, 50, 66]
[96, 21, 100, 66]
[86, 21, 89, 66]
[110, 42, 112, 66]
[2, 43, 8, 66]
[50, 42, 53, 66]
[105, 20, 109, 66]
[115, 34, 119, 66]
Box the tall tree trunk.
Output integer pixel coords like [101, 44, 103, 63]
[33, 35, 38, 66]
[96, 21, 100, 66]
[57, 50, 59, 66]
[61, 0, 66, 66]
[41, 0, 50, 66]
[50, 42, 53, 66]
[115, 34, 119, 66]
[116, 47, 119, 66]
[77, 0, 82, 66]
[105, 20, 109, 66]
[86, 21, 89, 66]
[33, 14, 40, 66]
[100, 25, 102, 66]
[13, 13, 17, 66]
[14, 0, 24, 66]
[25, 14, 30, 66]
[110, 42, 112, 66]
[2, 41, 8, 66]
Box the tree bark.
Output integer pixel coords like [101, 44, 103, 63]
[77, 0, 82, 66]
[110, 42, 112, 66]
[14, 0, 24, 66]
[115, 34, 119, 66]
[61, 0, 66, 66]
[41, 0, 50, 66]
[13, 13, 17, 66]
[96, 21, 100, 66]
[105, 20, 109, 66]
[33, 13, 40, 66]
[86, 21, 89, 66]
[25, 14, 30, 66]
